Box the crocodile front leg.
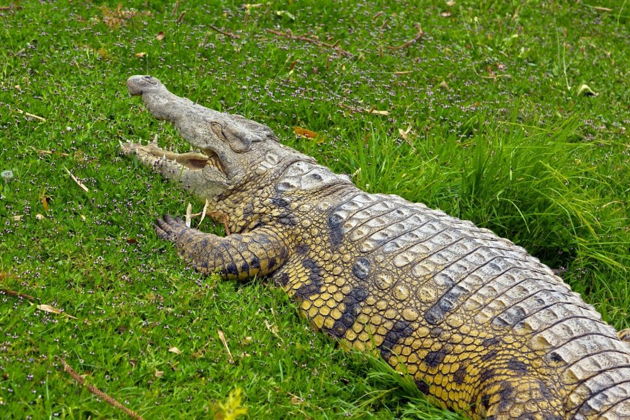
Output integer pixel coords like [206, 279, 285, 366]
[155, 215, 289, 280]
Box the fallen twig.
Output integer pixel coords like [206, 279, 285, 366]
[266, 28, 353, 58]
[59, 358, 144, 420]
[208, 24, 241, 39]
[0, 288, 37, 302]
[0, 5, 23, 11]
[480, 73, 512, 80]
[30, 147, 70, 157]
[63, 167, 90, 192]
[1, 282, 76, 319]
[387, 24, 424, 50]
[339, 103, 363, 114]
[16, 108, 46, 122]
[339, 103, 389, 115]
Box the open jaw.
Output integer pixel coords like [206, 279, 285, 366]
[121, 141, 228, 185]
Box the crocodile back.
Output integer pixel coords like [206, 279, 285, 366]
[274, 189, 630, 419]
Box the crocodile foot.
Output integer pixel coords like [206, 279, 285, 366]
[154, 215, 187, 241]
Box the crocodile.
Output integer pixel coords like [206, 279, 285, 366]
[122, 75, 630, 419]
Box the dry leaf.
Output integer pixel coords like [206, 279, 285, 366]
[242, 3, 264, 11]
[12, 215, 23, 221]
[293, 126, 319, 139]
[440, 11, 452, 17]
[192, 350, 205, 359]
[135, 52, 147, 58]
[100, 4, 150, 28]
[168, 346, 182, 355]
[154, 369, 164, 378]
[577, 84, 598, 97]
[446, 0, 456, 6]
[96, 47, 110, 60]
[275, 10, 296, 20]
[264, 320, 282, 342]
[398, 126, 416, 150]
[37, 304, 77, 319]
[290, 393, 304, 405]
[438, 80, 449, 90]
[217, 330, 235, 364]
[156, 31, 165, 41]
[35, 214, 45, 220]
[37, 304, 62, 314]
[40, 195, 49, 212]
[398, 126, 413, 141]
[368, 109, 390, 116]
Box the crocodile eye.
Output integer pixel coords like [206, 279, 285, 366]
[210, 122, 227, 141]
[210, 121, 253, 153]
[142, 75, 157, 84]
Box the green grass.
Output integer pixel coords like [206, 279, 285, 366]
[0, 0, 628, 418]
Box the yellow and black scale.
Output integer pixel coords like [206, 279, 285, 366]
[125, 74, 630, 419]
[154, 154, 630, 420]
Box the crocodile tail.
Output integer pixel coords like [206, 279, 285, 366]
[476, 377, 564, 419]
[542, 321, 630, 419]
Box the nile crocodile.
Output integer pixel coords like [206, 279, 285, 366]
[122, 75, 630, 419]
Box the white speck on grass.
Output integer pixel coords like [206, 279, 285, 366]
[1, 170, 14, 181]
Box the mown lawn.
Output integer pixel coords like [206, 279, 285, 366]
[0, 0, 628, 418]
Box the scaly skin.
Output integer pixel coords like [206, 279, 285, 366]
[123, 75, 630, 419]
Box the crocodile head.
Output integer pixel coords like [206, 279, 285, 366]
[122, 75, 282, 201]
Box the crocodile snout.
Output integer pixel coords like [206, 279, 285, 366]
[127, 75, 162, 96]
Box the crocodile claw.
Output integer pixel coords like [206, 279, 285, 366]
[155, 215, 186, 241]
